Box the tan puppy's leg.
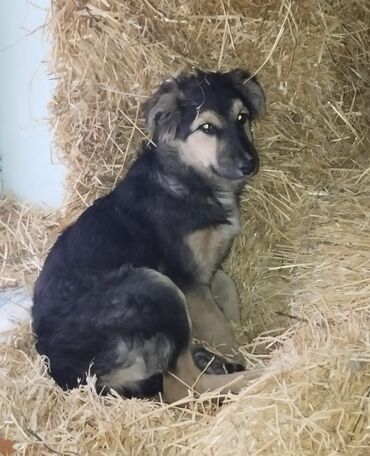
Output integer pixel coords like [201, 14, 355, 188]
[163, 348, 263, 403]
[185, 285, 239, 359]
[211, 270, 241, 323]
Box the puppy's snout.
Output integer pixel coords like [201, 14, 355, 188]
[238, 162, 254, 176]
[238, 156, 258, 176]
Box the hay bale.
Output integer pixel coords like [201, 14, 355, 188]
[1, 0, 369, 454]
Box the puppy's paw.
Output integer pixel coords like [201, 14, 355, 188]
[223, 360, 245, 373]
[192, 347, 245, 375]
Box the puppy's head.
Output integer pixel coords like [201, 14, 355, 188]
[143, 69, 265, 182]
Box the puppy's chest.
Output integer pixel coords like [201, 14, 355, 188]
[185, 196, 240, 283]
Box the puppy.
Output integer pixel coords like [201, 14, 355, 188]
[32, 69, 266, 402]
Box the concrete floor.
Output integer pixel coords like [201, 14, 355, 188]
[0, 286, 32, 341]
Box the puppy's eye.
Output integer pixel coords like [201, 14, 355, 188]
[199, 123, 216, 134]
[237, 112, 248, 124]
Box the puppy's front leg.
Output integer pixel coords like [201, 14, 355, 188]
[185, 284, 239, 359]
[211, 270, 241, 324]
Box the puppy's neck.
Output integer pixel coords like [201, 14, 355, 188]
[214, 189, 238, 212]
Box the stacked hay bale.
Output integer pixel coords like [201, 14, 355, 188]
[0, 0, 369, 454]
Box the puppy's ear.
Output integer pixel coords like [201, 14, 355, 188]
[228, 69, 266, 120]
[143, 78, 182, 143]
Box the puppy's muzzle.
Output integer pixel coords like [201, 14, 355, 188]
[237, 156, 259, 176]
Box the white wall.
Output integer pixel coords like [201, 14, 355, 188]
[0, 0, 65, 208]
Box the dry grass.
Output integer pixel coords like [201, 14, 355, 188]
[1, 0, 369, 454]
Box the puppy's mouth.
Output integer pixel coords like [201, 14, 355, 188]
[210, 165, 250, 182]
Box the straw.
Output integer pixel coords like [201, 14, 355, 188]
[0, 0, 369, 454]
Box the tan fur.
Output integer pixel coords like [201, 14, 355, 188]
[184, 190, 242, 360]
[186, 192, 240, 283]
[211, 270, 241, 323]
[163, 348, 263, 403]
[179, 130, 219, 170]
[178, 110, 225, 171]
[185, 285, 240, 359]
[186, 227, 224, 283]
[178, 103, 253, 172]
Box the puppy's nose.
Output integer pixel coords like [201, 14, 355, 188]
[238, 158, 257, 176]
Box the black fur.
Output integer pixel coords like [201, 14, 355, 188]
[32, 70, 265, 396]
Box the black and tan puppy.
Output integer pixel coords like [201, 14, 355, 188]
[32, 69, 266, 402]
